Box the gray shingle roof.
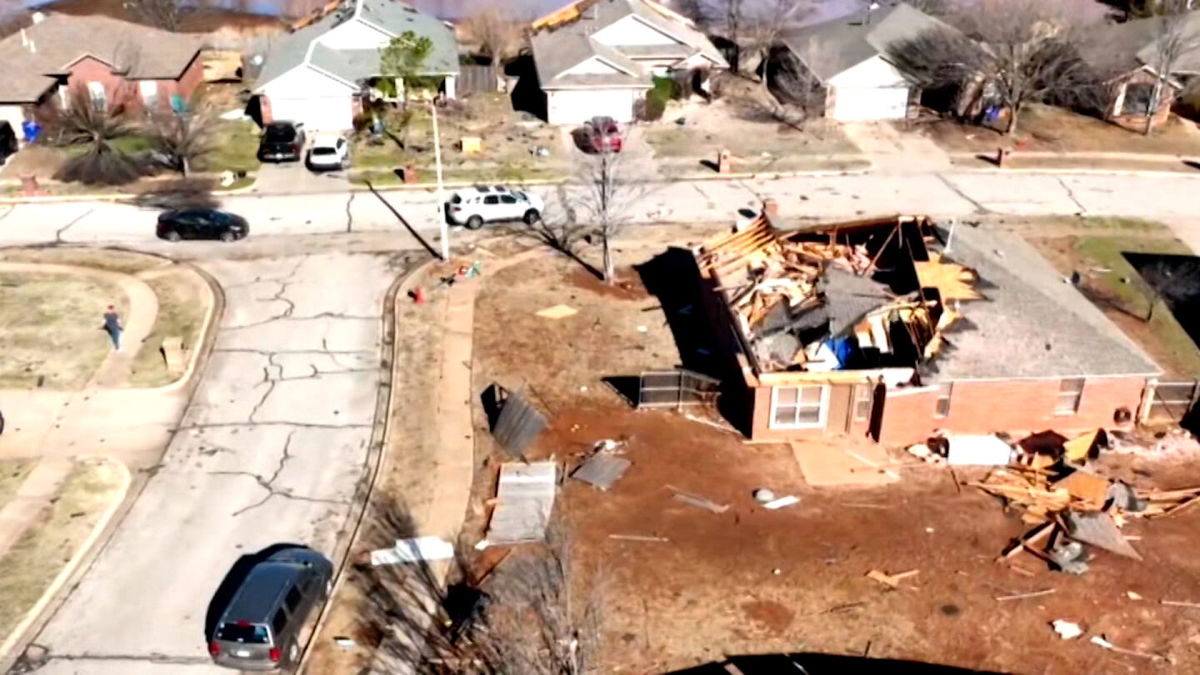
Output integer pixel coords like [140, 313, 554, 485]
[778, 1, 952, 82]
[923, 225, 1160, 381]
[0, 13, 205, 103]
[255, 0, 458, 92]
[531, 0, 725, 90]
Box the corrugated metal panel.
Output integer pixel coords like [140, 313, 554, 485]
[486, 461, 557, 545]
[492, 391, 548, 459]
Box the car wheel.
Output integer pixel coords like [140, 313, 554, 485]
[523, 209, 541, 225]
[163, 230, 182, 242]
[465, 215, 484, 230]
[288, 642, 300, 668]
[219, 230, 236, 243]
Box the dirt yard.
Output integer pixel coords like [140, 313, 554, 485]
[922, 103, 1200, 156]
[461, 238, 1200, 673]
[646, 77, 865, 178]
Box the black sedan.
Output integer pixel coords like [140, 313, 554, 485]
[157, 208, 249, 242]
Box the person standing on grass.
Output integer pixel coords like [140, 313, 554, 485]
[102, 305, 123, 351]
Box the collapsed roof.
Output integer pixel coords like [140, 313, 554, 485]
[695, 214, 1160, 384]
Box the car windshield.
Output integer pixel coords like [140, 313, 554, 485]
[265, 126, 295, 142]
[216, 622, 269, 644]
[311, 147, 336, 156]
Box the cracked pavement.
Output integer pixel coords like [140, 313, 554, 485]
[25, 253, 396, 674]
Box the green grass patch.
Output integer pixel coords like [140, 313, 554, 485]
[0, 460, 36, 511]
[203, 120, 261, 174]
[1074, 234, 1200, 376]
[127, 270, 207, 388]
[0, 458, 125, 641]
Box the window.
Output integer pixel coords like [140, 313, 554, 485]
[853, 384, 873, 422]
[271, 608, 287, 636]
[1122, 82, 1154, 116]
[87, 81, 106, 111]
[1056, 378, 1085, 415]
[284, 587, 302, 613]
[770, 385, 826, 428]
[500, 195, 517, 204]
[934, 382, 953, 419]
[215, 622, 269, 644]
[483, 195, 499, 205]
[139, 80, 158, 110]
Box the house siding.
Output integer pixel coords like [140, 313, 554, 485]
[592, 15, 677, 47]
[546, 87, 640, 124]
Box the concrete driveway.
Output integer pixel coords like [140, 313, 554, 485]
[24, 252, 397, 674]
[251, 160, 350, 196]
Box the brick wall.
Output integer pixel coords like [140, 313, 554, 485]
[65, 52, 203, 114]
[1106, 70, 1176, 133]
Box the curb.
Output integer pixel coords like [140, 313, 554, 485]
[295, 255, 437, 675]
[0, 179, 260, 206]
[143, 261, 224, 395]
[953, 166, 1200, 178]
[0, 456, 131, 664]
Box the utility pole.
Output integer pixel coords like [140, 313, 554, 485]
[432, 99, 449, 261]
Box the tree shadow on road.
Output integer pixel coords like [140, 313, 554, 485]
[365, 181, 441, 260]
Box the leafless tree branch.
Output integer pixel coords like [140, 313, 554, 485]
[1142, 0, 1200, 133]
[123, 0, 184, 31]
[461, 8, 526, 85]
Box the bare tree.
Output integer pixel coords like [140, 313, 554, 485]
[766, 34, 837, 120]
[888, 0, 1106, 135]
[572, 149, 649, 285]
[123, 0, 183, 31]
[461, 7, 525, 86]
[699, 0, 745, 72]
[145, 102, 217, 177]
[743, 0, 813, 94]
[1142, 0, 1200, 134]
[53, 89, 147, 185]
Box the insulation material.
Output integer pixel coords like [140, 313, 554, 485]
[915, 252, 982, 301]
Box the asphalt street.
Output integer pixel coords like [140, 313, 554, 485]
[24, 252, 397, 674]
[1, 170, 1199, 253]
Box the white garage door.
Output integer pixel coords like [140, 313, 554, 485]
[829, 86, 909, 121]
[547, 89, 637, 125]
[269, 96, 352, 132]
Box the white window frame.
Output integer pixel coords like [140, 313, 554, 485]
[769, 385, 828, 429]
[934, 382, 953, 419]
[1056, 378, 1085, 416]
[87, 81, 106, 111]
[852, 383, 873, 422]
[139, 80, 158, 109]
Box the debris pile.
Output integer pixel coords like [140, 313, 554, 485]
[697, 216, 979, 372]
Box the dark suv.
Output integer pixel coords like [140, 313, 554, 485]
[157, 208, 249, 242]
[209, 547, 333, 671]
[257, 121, 306, 162]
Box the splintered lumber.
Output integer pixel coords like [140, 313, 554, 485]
[866, 569, 919, 588]
[1161, 600, 1200, 609]
[666, 485, 729, 513]
[998, 521, 1056, 562]
[995, 588, 1057, 602]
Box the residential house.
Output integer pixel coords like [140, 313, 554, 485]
[0, 12, 206, 137]
[1080, 11, 1200, 131]
[693, 213, 1160, 446]
[528, 0, 727, 125]
[253, 0, 459, 131]
[766, 1, 957, 121]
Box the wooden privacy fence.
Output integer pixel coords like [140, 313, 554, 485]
[637, 369, 720, 411]
[1145, 380, 1200, 422]
[457, 64, 499, 96]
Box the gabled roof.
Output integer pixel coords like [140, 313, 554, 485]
[1083, 10, 1200, 76]
[778, 1, 953, 83]
[256, 0, 458, 92]
[531, 0, 726, 91]
[0, 13, 205, 103]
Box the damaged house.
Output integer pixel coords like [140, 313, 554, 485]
[695, 214, 1160, 445]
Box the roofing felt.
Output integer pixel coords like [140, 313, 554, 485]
[531, 0, 725, 89]
[777, 1, 952, 82]
[0, 12, 206, 102]
[922, 224, 1160, 381]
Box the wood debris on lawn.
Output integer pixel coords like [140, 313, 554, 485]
[667, 485, 730, 513]
[865, 569, 919, 589]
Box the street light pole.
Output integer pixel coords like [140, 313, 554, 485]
[431, 99, 449, 261]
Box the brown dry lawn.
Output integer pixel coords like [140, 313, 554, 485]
[0, 457, 126, 642]
[127, 269, 209, 388]
[0, 272, 126, 389]
[922, 104, 1200, 156]
[0, 460, 36, 511]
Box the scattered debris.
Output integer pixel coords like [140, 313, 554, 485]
[571, 454, 631, 491]
[593, 438, 627, 454]
[536, 304, 578, 319]
[753, 488, 777, 503]
[1051, 620, 1083, 640]
[945, 435, 1014, 466]
[866, 569, 919, 589]
[763, 495, 800, 510]
[1126, 591, 1143, 601]
[488, 385, 549, 460]
[485, 461, 558, 546]
[995, 588, 1056, 602]
[1090, 635, 1170, 662]
[370, 536, 455, 565]
[609, 534, 670, 543]
[1160, 599, 1200, 609]
[667, 485, 730, 513]
[333, 637, 356, 649]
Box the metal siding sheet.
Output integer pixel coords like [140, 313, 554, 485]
[486, 461, 558, 545]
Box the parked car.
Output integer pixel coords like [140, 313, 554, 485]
[157, 208, 249, 242]
[446, 185, 544, 229]
[579, 116, 623, 153]
[257, 121, 305, 162]
[209, 547, 333, 671]
[0, 122, 16, 167]
[305, 134, 350, 171]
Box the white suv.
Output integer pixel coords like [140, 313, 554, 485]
[306, 134, 350, 171]
[446, 186, 544, 229]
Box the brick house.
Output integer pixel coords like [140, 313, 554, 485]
[0, 12, 206, 137]
[694, 214, 1160, 447]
